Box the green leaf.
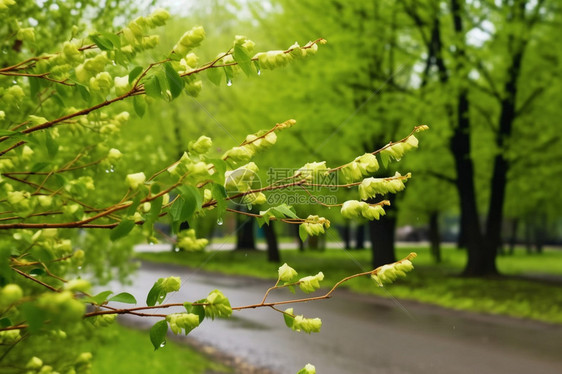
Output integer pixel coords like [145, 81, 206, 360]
[207, 67, 222, 86]
[90, 34, 113, 50]
[273, 204, 298, 219]
[204, 290, 232, 320]
[184, 302, 205, 323]
[128, 66, 143, 84]
[29, 76, 40, 99]
[31, 246, 55, 263]
[133, 96, 146, 117]
[146, 280, 165, 307]
[150, 320, 168, 351]
[0, 130, 17, 137]
[31, 162, 50, 172]
[110, 219, 135, 241]
[86, 290, 114, 305]
[144, 75, 162, 99]
[256, 216, 267, 228]
[0, 318, 12, 328]
[45, 132, 58, 158]
[209, 158, 226, 185]
[52, 94, 65, 111]
[164, 62, 184, 99]
[283, 311, 294, 328]
[55, 83, 68, 98]
[379, 152, 390, 169]
[126, 196, 142, 216]
[102, 32, 121, 48]
[169, 198, 185, 221]
[21, 303, 47, 332]
[52, 174, 66, 188]
[147, 196, 163, 224]
[233, 44, 254, 77]
[210, 184, 227, 219]
[176, 185, 202, 222]
[29, 268, 45, 277]
[299, 224, 308, 243]
[224, 66, 233, 85]
[109, 292, 137, 304]
[75, 84, 90, 102]
[253, 60, 261, 74]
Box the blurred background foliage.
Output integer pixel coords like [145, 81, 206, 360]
[131, 0, 562, 274]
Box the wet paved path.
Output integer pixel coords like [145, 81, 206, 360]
[108, 261, 562, 374]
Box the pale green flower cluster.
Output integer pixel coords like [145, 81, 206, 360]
[358, 172, 411, 200]
[380, 135, 419, 161]
[123, 9, 170, 50]
[173, 26, 206, 57]
[255, 40, 322, 69]
[341, 153, 379, 182]
[160, 276, 182, 292]
[278, 263, 298, 282]
[204, 289, 232, 319]
[63, 279, 91, 293]
[284, 308, 322, 333]
[341, 200, 388, 220]
[0, 330, 20, 344]
[176, 229, 208, 251]
[300, 215, 330, 236]
[224, 162, 259, 193]
[241, 191, 267, 206]
[90, 313, 117, 327]
[297, 364, 317, 374]
[166, 313, 200, 335]
[167, 151, 213, 183]
[0, 284, 23, 308]
[371, 254, 416, 287]
[295, 161, 328, 182]
[298, 272, 324, 293]
[125, 172, 146, 190]
[188, 135, 213, 154]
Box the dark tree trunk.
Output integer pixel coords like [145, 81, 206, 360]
[355, 224, 366, 249]
[508, 218, 519, 255]
[525, 219, 533, 254]
[482, 37, 525, 273]
[534, 215, 547, 254]
[293, 224, 304, 252]
[368, 195, 397, 268]
[236, 210, 255, 250]
[428, 211, 441, 263]
[451, 90, 485, 276]
[263, 222, 280, 263]
[308, 235, 319, 250]
[456, 215, 467, 249]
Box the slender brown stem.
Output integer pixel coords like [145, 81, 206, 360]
[12, 267, 59, 292]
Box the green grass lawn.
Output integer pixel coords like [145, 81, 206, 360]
[137, 246, 562, 324]
[82, 323, 230, 374]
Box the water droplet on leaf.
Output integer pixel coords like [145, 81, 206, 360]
[174, 247, 180, 252]
[257, 69, 261, 76]
[217, 218, 223, 226]
[226, 79, 232, 87]
[247, 204, 252, 210]
[160, 341, 166, 347]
